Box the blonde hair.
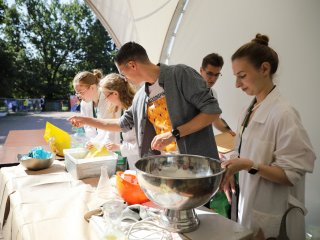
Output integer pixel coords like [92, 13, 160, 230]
[100, 73, 135, 114]
[73, 69, 103, 86]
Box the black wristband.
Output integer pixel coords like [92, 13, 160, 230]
[248, 162, 259, 175]
[171, 128, 180, 140]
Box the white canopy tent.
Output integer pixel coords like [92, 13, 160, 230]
[85, 0, 182, 63]
[86, 0, 320, 231]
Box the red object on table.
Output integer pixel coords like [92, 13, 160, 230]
[116, 171, 149, 205]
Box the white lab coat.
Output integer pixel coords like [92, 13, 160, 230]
[235, 88, 315, 239]
[120, 128, 139, 170]
[80, 91, 121, 144]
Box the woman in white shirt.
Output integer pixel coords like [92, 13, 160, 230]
[220, 34, 315, 240]
[98, 73, 139, 170]
[72, 70, 120, 145]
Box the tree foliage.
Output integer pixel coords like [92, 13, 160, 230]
[0, 0, 116, 99]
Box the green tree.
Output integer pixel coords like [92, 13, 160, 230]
[1, 0, 116, 99]
[0, 0, 17, 98]
[76, 17, 117, 74]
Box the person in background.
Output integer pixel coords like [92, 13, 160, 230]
[221, 34, 315, 240]
[7, 101, 12, 112]
[11, 100, 17, 112]
[99, 73, 139, 169]
[40, 96, 45, 112]
[200, 53, 235, 218]
[72, 69, 120, 145]
[69, 42, 222, 160]
[200, 53, 235, 136]
[36, 98, 41, 112]
[23, 98, 29, 111]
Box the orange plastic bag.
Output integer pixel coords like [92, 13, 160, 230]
[44, 121, 71, 157]
[115, 171, 149, 205]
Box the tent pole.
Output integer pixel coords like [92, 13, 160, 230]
[160, 0, 190, 64]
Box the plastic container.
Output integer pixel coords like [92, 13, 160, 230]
[64, 148, 118, 179]
[115, 171, 149, 205]
[71, 127, 87, 148]
[115, 151, 128, 172]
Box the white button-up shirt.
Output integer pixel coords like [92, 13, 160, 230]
[235, 88, 315, 239]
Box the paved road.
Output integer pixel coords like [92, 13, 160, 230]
[0, 112, 77, 145]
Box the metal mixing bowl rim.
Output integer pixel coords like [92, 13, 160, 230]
[17, 153, 54, 161]
[135, 154, 226, 180]
[17, 153, 55, 170]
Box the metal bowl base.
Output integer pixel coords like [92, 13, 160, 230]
[160, 208, 199, 233]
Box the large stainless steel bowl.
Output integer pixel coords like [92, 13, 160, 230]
[17, 153, 54, 171]
[135, 154, 225, 233]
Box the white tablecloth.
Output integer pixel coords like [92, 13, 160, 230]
[0, 161, 253, 240]
[0, 161, 102, 240]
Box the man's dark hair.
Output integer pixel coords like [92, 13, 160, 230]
[201, 53, 224, 69]
[114, 42, 150, 65]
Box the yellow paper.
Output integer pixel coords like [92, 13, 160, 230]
[85, 145, 110, 158]
[44, 121, 71, 157]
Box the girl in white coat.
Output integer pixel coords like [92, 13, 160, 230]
[221, 34, 315, 240]
[98, 73, 139, 170]
[72, 70, 120, 145]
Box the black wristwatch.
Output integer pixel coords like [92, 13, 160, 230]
[171, 128, 180, 140]
[248, 162, 259, 175]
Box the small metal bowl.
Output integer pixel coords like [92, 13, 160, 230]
[17, 153, 55, 171]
